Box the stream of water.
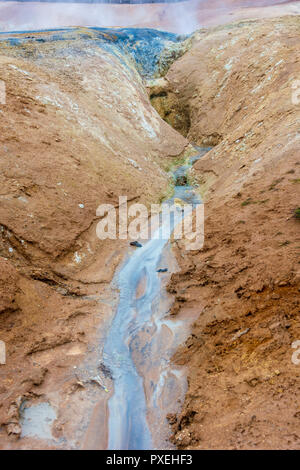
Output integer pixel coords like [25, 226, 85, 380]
[104, 147, 210, 450]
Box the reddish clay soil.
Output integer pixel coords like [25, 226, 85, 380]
[149, 15, 300, 449]
[0, 29, 187, 447]
[0, 2, 299, 450]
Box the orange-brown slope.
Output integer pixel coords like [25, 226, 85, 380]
[154, 16, 300, 449]
[0, 30, 187, 444]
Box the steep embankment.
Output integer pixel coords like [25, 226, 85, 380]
[150, 16, 300, 449]
[0, 16, 299, 450]
[0, 28, 188, 444]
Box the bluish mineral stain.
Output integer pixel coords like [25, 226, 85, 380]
[20, 402, 56, 440]
[2, 26, 211, 448]
[0, 27, 188, 77]
[104, 147, 210, 450]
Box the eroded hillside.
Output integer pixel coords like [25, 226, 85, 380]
[149, 16, 300, 449]
[0, 28, 188, 445]
[0, 15, 299, 450]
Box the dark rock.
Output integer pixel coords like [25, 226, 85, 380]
[157, 268, 168, 273]
[98, 362, 113, 380]
[166, 413, 177, 425]
[175, 175, 188, 186]
[130, 241, 142, 248]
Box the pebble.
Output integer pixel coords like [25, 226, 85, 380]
[130, 241, 142, 248]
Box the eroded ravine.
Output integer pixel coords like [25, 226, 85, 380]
[0, 26, 189, 449]
[104, 147, 210, 450]
[1, 13, 299, 451]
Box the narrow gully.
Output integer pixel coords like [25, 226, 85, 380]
[103, 147, 210, 450]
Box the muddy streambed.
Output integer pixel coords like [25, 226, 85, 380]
[104, 147, 210, 450]
[18, 147, 210, 449]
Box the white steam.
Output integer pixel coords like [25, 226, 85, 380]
[0, 0, 215, 34]
[0, 1, 296, 34]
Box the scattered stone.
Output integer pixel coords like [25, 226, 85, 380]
[130, 241, 142, 248]
[175, 175, 188, 186]
[98, 362, 113, 380]
[76, 380, 85, 389]
[0, 340, 6, 365]
[91, 375, 109, 393]
[246, 376, 261, 388]
[174, 198, 185, 208]
[6, 423, 22, 437]
[127, 158, 142, 171]
[174, 429, 192, 447]
[166, 413, 177, 425]
[271, 294, 280, 300]
[231, 328, 250, 342]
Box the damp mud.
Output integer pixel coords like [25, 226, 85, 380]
[103, 147, 210, 450]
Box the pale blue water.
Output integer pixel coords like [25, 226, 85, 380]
[104, 147, 211, 450]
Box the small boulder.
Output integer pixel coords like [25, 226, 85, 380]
[130, 241, 142, 248]
[175, 175, 188, 186]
